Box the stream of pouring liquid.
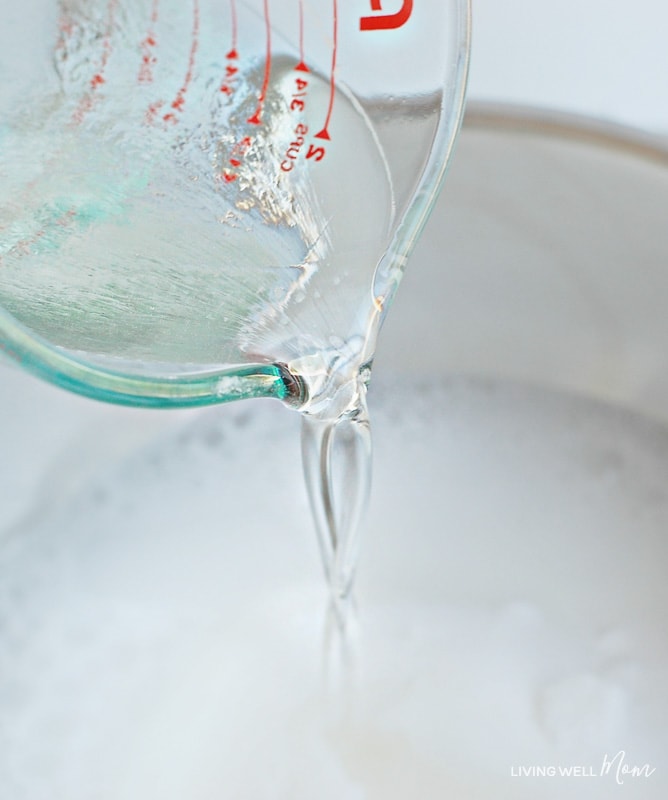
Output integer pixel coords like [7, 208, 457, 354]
[301, 392, 373, 601]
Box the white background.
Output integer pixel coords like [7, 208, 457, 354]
[467, 0, 668, 136]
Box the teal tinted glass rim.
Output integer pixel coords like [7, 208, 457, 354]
[0, 0, 471, 409]
[0, 309, 294, 408]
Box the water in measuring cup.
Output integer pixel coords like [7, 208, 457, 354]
[0, 1, 394, 597]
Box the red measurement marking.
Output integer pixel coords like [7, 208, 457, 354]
[219, 60, 238, 95]
[280, 122, 309, 172]
[221, 135, 252, 182]
[7, 208, 77, 260]
[315, 0, 337, 141]
[54, 9, 77, 84]
[138, 0, 160, 84]
[89, 0, 116, 89]
[227, 0, 239, 59]
[219, 0, 240, 95]
[289, 75, 309, 113]
[163, 0, 200, 122]
[57, 11, 75, 43]
[295, 0, 309, 73]
[247, 0, 271, 125]
[56, 209, 78, 227]
[72, 0, 118, 124]
[360, 0, 414, 31]
[145, 100, 165, 124]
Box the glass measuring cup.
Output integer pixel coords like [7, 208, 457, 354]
[0, 0, 470, 411]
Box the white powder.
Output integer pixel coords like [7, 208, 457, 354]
[0, 373, 666, 798]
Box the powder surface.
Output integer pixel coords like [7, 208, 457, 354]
[0, 372, 666, 798]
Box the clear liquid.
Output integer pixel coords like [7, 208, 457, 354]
[0, 3, 393, 378]
[0, 1, 395, 595]
[301, 398, 372, 600]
